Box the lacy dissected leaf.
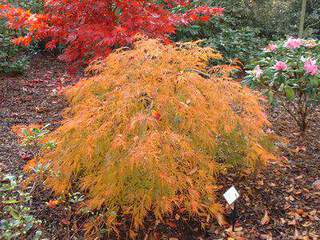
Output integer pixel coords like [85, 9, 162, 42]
[0, 0, 223, 69]
[26, 39, 276, 236]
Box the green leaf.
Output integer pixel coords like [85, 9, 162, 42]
[22, 129, 30, 137]
[33, 230, 42, 240]
[284, 86, 295, 100]
[3, 199, 20, 204]
[310, 78, 319, 87]
[9, 207, 22, 220]
[267, 91, 274, 103]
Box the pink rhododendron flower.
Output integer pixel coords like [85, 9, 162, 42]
[284, 37, 302, 49]
[304, 59, 318, 76]
[274, 61, 288, 71]
[254, 65, 263, 78]
[264, 43, 277, 52]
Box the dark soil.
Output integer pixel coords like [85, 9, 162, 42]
[212, 109, 320, 239]
[0, 54, 319, 239]
[0, 53, 77, 175]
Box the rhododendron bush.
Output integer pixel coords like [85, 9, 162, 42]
[245, 38, 320, 132]
[0, 0, 223, 69]
[25, 39, 276, 237]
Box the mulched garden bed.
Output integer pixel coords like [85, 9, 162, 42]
[0, 53, 319, 239]
[0, 53, 78, 175]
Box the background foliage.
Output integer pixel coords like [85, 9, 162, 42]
[173, 0, 320, 65]
[0, 22, 28, 75]
[173, 15, 266, 64]
[1, 0, 319, 75]
[0, 0, 43, 75]
[209, 0, 320, 38]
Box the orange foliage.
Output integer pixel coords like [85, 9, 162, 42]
[47, 199, 60, 209]
[26, 38, 276, 236]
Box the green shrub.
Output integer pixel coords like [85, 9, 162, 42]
[0, 0, 43, 75]
[172, 7, 267, 65]
[204, 26, 266, 64]
[0, 22, 29, 75]
[0, 174, 42, 240]
[6, 0, 43, 13]
[244, 38, 320, 132]
[172, 0, 320, 66]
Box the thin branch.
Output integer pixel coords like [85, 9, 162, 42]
[184, 69, 211, 79]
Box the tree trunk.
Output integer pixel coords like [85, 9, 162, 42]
[299, 0, 307, 37]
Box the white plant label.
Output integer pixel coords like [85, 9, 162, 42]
[223, 186, 240, 205]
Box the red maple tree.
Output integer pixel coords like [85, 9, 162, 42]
[0, 0, 223, 69]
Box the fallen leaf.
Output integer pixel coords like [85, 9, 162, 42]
[257, 180, 264, 186]
[284, 202, 291, 210]
[302, 221, 312, 227]
[234, 227, 243, 232]
[260, 233, 272, 240]
[18, 152, 33, 161]
[309, 210, 317, 216]
[293, 229, 300, 238]
[296, 209, 304, 215]
[261, 210, 270, 225]
[61, 218, 70, 225]
[280, 218, 286, 224]
[294, 190, 302, 195]
[216, 213, 228, 226]
[286, 186, 294, 193]
[292, 146, 306, 153]
[285, 195, 295, 201]
[312, 180, 320, 190]
[287, 219, 296, 226]
[47, 199, 59, 208]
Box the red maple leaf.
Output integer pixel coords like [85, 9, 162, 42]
[0, 1, 223, 70]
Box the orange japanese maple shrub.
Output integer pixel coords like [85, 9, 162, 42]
[26, 39, 276, 236]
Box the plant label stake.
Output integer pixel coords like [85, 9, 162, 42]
[223, 186, 240, 231]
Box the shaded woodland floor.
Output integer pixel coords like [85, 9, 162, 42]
[0, 54, 319, 239]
